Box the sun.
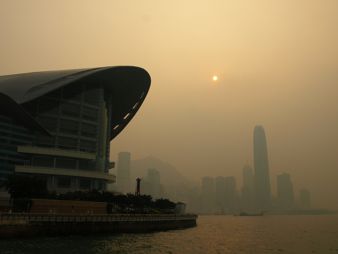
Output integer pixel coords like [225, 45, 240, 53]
[212, 75, 218, 82]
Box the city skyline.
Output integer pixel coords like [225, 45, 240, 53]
[110, 130, 317, 211]
[1, 1, 338, 210]
[1, 1, 338, 252]
[110, 125, 315, 211]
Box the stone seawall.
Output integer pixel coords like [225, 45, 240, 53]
[0, 213, 197, 238]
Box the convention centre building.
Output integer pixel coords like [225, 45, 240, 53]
[0, 66, 151, 192]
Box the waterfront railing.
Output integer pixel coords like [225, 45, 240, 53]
[0, 213, 197, 225]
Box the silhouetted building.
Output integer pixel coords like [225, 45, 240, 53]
[253, 125, 271, 210]
[241, 164, 254, 211]
[215, 176, 226, 212]
[0, 67, 150, 193]
[143, 168, 162, 199]
[201, 176, 215, 214]
[276, 173, 295, 210]
[224, 176, 238, 214]
[116, 152, 131, 193]
[299, 189, 311, 209]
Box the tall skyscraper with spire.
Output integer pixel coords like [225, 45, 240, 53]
[253, 125, 271, 210]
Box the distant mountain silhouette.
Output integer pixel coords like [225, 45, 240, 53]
[130, 156, 191, 188]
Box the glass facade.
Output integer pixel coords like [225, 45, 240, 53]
[25, 83, 105, 153]
[0, 115, 34, 186]
[0, 81, 112, 192]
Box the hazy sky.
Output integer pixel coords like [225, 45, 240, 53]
[1, 0, 338, 208]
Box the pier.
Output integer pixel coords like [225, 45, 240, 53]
[0, 213, 197, 238]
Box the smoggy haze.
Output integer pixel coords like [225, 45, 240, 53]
[1, 0, 338, 208]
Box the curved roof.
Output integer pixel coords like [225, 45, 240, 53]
[0, 66, 151, 139]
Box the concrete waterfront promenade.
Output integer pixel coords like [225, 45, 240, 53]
[0, 213, 198, 238]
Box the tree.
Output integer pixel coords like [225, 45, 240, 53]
[4, 174, 48, 199]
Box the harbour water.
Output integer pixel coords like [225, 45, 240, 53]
[1, 215, 338, 254]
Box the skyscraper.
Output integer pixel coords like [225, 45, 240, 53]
[116, 152, 131, 193]
[224, 176, 238, 214]
[215, 176, 226, 212]
[253, 125, 271, 210]
[201, 177, 215, 214]
[299, 189, 311, 209]
[144, 168, 162, 199]
[276, 173, 295, 210]
[241, 165, 254, 211]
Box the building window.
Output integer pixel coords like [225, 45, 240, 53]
[79, 140, 96, 152]
[32, 156, 54, 168]
[61, 102, 80, 117]
[79, 178, 91, 189]
[57, 176, 71, 188]
[78, 159, 95, 170]
[82, 107, 98, 121]
[59, 119, 79, 135]
[38, 116, 58, 132]
[97, 180, 104, 190]
[55, 158, 77, 169]
[57, 137, 77, 150]
[36, 135, 56, 147]
[81, 123, 97, 138]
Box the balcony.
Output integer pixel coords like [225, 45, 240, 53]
[17, 146, 96, 160]
[15, 165, 116, 183]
